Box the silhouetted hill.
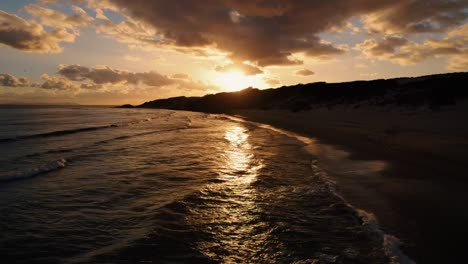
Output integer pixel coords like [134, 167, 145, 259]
[137, 72, 468, 113]
[116, 104, 135, 108]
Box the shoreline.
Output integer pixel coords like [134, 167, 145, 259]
[231, 106, 468, 264]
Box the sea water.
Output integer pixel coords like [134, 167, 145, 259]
[0, 105, 406, 263]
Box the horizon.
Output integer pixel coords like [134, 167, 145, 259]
[1, 1, 467, 105]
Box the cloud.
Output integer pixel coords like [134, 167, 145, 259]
[55, 64, 219, 92]
[445, 24, 468, 70]
[362, 0, 468, 34]
[23, 4, 94, 29]
[215, 63, 263, 75]
[106, 0, 386, 66]
[94, 16, 160, 49]
[0, 10, 77, 53]
[56, 64, 91, 81]
[0, 74, 30, 87]
[3, 0, 466, 69]
[39, 64, 218, 92]
[263, 77, 281, 87]
[356, 24, 468, 69]
[40, 73, 78, 90]
[0, 4, 93, 53]
[0, 63, 220, 105]
[295, 69, 315, 76]
[448, 55, 468, 70]
[356, 36, 409, 58]
[80, 83, 103, 89]
[103, 0, 466, 66]
[57, 64, 173, 86]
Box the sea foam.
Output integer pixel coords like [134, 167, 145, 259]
[0, 158, 67, 182]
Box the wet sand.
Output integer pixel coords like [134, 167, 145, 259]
[233, 102, 468, 263]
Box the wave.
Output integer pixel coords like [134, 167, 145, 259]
[219, 114, 314, 145]
[9, 124, 193, 166]
[0, 125, 114, 143]
[0, 158, 67, 182]
[357, 210, 416, 264]
[0, 117, 162, 144]
[92, 126, 193, 146]
[311, 160, 415, 264]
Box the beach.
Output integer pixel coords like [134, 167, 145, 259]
[233, 102, 468, 263]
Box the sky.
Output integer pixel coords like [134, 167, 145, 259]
[0, 0, 467, 105]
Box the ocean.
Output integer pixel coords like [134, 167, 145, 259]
[0, 105, 406, 263]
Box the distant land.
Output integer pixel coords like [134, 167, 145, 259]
[121, 72, 468, 112]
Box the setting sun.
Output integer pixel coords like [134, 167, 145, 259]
[212, 71, 254, 92]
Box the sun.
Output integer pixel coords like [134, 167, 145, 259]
[212, 70, 253, 92]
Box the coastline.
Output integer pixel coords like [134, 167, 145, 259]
[129, 72, 468, 263]
[231, 105, 468, 264]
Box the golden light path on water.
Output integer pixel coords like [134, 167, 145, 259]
[193, 124, 273, 262]
[221, 125, 262, 184]
[189, 122, 391, 262]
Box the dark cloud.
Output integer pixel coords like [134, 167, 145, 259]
[107, 0, 376, 66]
[0, 73, 30, 87]
[56, 64, 219, 91]
[58, 64, 174, 86]
[106, 0, 466, 66]
[40, 73, 77, 90]
[215, 63, 263, 75]
[57, 64, 91, 81]
[1, 0, 465, 70]
[357, 36, 409, 57]
[295, 69, 315, 76]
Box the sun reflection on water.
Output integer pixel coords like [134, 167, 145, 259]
[193, 124, 270, 262]
[221, 125, 262, 183]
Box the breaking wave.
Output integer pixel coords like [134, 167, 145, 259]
[0, 159, 67, 182]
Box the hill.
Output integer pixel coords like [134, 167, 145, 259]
[136, 72, 468, 112]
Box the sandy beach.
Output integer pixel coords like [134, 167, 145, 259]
[233, 102, 468, 263]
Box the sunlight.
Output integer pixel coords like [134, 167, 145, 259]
[193, 124, 265, 261]
[221, 125, 263, 184]
[212, 71, 254, 92]
[224, 126, 251, 172]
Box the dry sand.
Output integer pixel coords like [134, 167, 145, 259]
[233, 101, 468, 263]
